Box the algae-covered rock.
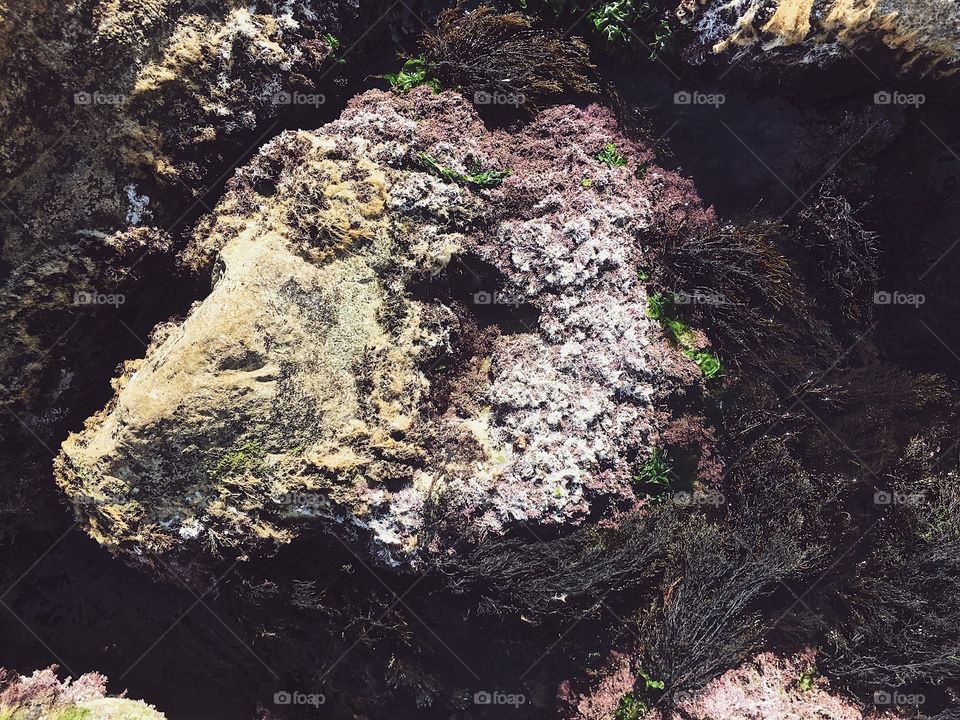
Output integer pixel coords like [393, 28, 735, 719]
[0, 666, 165, 720]
[56, 88, 719, 574]
[563, 651, 912, 720]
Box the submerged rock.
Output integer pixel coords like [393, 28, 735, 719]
[56, 88, 719, 574]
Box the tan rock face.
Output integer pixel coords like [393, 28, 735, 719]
[679, 0, 960, 77]
[0, 1, 346, 263]
[57, 89, 719, 573]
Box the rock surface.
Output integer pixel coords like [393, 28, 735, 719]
[0, 666, 165, 720]
[0, 0, 354, 540]
[9, 6, 957, 719]
[0, 0, 348, 258]
[676, 0, 960, 83]
[56, 87, 719, 573]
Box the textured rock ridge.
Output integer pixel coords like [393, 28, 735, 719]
[677, 0, 960, 78]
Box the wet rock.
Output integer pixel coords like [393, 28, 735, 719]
[0, 227, 173, 535]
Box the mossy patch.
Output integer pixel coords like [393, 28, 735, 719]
[633, 447, 672, 497]
[614, 692, 647, 720]
[205, 440, 265, 480]
[384, 57, 441, 92]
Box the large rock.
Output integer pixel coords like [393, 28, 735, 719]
[56, 88, 719, 573]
